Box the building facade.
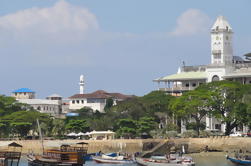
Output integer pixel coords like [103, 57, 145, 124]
[69, 90, 131, 112]
[13, 89, 64, 117]
[68, 75, 131, 112]
[154, 16, 251, 133]
[12, 88, 35, 99]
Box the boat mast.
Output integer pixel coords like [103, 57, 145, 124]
[37, 119, 44, 153]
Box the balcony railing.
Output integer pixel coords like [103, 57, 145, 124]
[159, 86, 196, 92]
[212, 50, 221, 54]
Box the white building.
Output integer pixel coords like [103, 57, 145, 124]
[12, 89, 64, 117]
[69, 75, 132, 112]
[69, 90, 131, 112]
[154, 16, 250, 133]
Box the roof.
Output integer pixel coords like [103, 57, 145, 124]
[13, 88, 35, 93]
[69, 90, 131, 99]
[84, 130, 115, 135]
[155, 72, 207, 81]
[211, 16, 232, 31]
[47, 94, 62, 98]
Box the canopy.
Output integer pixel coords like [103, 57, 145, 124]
[67, 132, 78, 136]
[76, 132, 85, 136]
[8, 142, 22, 148]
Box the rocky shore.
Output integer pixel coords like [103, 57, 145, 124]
[0, 137, 249, 154]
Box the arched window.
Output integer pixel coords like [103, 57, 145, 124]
[212, 75, 220, 82]
[37, 106, 41, 110]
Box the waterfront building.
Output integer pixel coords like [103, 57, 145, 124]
[13, 89, 65, 117]
[68, 75, 132, 112]
[154, 16, 250, 133]
[12, 88, 35, 99]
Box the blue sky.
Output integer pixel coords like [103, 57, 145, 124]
[0, 0, 251, 98]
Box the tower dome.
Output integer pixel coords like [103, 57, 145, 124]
[211, 16, 232, 32]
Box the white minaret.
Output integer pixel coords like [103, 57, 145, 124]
[211, 16, 233, 66]
[79, 75, 85, 94]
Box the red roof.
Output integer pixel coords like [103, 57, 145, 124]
[69, 90, 132, 100]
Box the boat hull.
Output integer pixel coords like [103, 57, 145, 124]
[27, 155, 84, 166]
[136, 158, 195, 166]
[92, 157, 134, 164]
[227, 156, 251, 165]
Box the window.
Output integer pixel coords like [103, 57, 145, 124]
[76, 100, 79, 104]
[212, 75, 220, 82]
[214, 54, 221, 59]
[216, 26, 219, 31]
[24, 92, 26, 95]
[226, 36, 229, 40]
[216, 36, 219, 40]
[226, 26, 228, 31]
[81, 100, 84, 104]
[185, 83, 189, 87]
[72, 100, 75, 104]
[215, 124, 221, 130]
[192, 83, 196, 87]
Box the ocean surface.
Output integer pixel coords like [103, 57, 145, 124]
[18, 152, 237, 166]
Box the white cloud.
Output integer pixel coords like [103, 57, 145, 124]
[170, 9, 211, 36]
[0, 0, 99, 36]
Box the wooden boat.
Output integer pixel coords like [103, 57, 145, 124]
[136, 157, 195, 166]
[27, 142, 88, 166]
[92, 154, 135, 164]
[226, 155, 251, 165]
[0, 142, 22, 166]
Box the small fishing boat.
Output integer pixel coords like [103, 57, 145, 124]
[84, 152, 117, 161]
[226, 155, 251, 165]
[136, 156, 195, 166]
[93, 154, 135, 164]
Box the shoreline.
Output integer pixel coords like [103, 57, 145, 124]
[0, 137, 250, 154]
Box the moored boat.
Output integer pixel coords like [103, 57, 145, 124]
[226, 155, 251, 165]
[27, 142, 88, 166]
[84, 152, 117, 161]
[92, 154, 135, 164]
[136, 156, 195, 166]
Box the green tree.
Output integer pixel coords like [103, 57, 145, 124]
[52, 119, 66, 137]
[116, 119, 138, 138]
[137, 117, 157, 135]
[170, 89, 213, 136]
[198, 81, 249, 135]
[104, 98, 114, 111]
[65, 120, 90, 133]
[11, 122, 32, 137]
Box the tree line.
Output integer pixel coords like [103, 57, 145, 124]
[0, 80, 250, 139]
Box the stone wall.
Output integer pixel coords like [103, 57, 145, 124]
[0, 137, 249, 155]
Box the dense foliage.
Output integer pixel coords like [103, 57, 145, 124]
[0, 81, 250, 139]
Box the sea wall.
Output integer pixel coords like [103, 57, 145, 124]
[0, 137, 250, 154]
[172, 137, 251, 153]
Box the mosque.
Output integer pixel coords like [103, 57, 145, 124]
[154, 16, 251, 133]
[68, 75, 132, 112]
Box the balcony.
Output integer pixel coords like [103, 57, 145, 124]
[212, 50, 221, 54]
[159, 86, 196, 92]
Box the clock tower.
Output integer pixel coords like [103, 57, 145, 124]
[211, 16, 233, 66]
